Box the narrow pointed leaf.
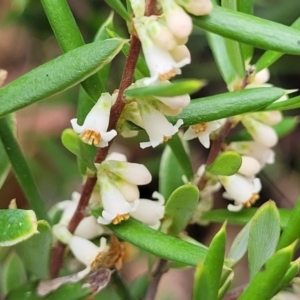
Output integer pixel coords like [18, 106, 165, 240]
[193, 6, 300, 55]
[248, 201, 281, 279]
[275, 260, 300, 294]
[206, 32, 236, 85]
[165, 184, 199, 236]
[0, 38, 126, 116]
[167, 134, 194, 181]
[239, 245, 294, 300]
[124, 79, 205, 98]
[0, 209, 38, 247]
[265, 95, 300, 111]
[236, 0, 254, 62]
[41, 0, 106, 100]
[206, 151, 242, 176]
[159, 145, 185, 200]
[277, 199, 300, 250]
[15, 220, 52, 279]
[107, 218, 207, 266]
[201, 208, 291, 228]
[168, 88, 284, 126]
[193, 224, 226, 300]
[0, 116, 49, 222]
[255, 17, 300, 72]
[104, 0, 130, 22]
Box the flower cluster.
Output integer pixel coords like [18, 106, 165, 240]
[120, 79, 189, 148]
[189, 68, 284, 215]
[132, 0, 212, 85]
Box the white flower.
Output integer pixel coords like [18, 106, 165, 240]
[219, 174, 262, 212]
[74, 216, 106, 240]
[69, 236, 109, 277]
[241, 116, 278, 148]
[183, 120, 223, 148]
[134, 20, 190, 85]
[129, 192, 165, 229]
[97, 177, 139, 225]
[71, 93, 117, 147]
[160, 1, 193, 39]
[139, 106, 183, 148]
[248, 111, 282, 126]
[228, 141, 275, 166]
[155, 94, 190, 110]
[238, 156, 261, 177]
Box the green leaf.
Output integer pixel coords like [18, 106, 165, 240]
[248, 201, 281, 279]
[0, 38, 126, 117]
[277, 199, 300, 250]
[15, 220, 52, 279]
[104, 0, 130, 22]
[255, 17, 300, 71]
[227, 221, 251, 266]
[0, 209, 38, 247]
[61, 129, 97, 172]
[193, 6, 300, 55]
[159, 145, 185, 200]
[165, 184, 199, 236]
[239, 244, 294, 300]
[0, 117, 50, 222]
[41, 0, 106, 100]
[167, 134, 194, 181]
[275, 260, 300, 294]
[206, 151, 242, 176]
[205, 32, 236, 85]
[201, 208, 291, 228]
[221, 0, 245, 78]
[193, 223, 226, 300]
[107, 218, 207, 266]
[124, 79, 205, 98]
[236, 0, 254, 62]
[6, 282, 92, 300]
[265, 95, 300, 111]
[168, 87, 285, 126]
[1, 252, 27, 294]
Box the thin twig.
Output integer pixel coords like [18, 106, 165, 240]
[50, 34, 141, 278]
[145, 258, 169, 300]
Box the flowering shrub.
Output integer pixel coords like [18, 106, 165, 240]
[0, 0, 300, 299]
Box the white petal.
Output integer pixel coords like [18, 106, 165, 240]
[183, 127, 198, 140]
[74, 216, 105, 240]
[155, 94, 190, 110]
[238, 156, 261, 177]
[107, 161, 152, 185]
[198, 133, 210, 148]
[70, 118, 84, 134]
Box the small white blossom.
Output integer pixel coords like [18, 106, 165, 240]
[183, 120, 223, 148]
[241, 116, 278, 148]
[130, 192, 165, 229]
[219, 174, 262, 212]
[69, 236, 109, 277]
[71, 93, 117, 147]
[228, 141, 275, 166]
[248, 111, 282, 126]
[97, 176, 139, 225]
[134, 20, 190, 85]
[160, 1, 193, 39]
[74, 216, 106, 240]
[139, 106, 183, 148]
[238, 156, 261, 177]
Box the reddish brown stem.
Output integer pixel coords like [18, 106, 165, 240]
[50, 35, 141, 278]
